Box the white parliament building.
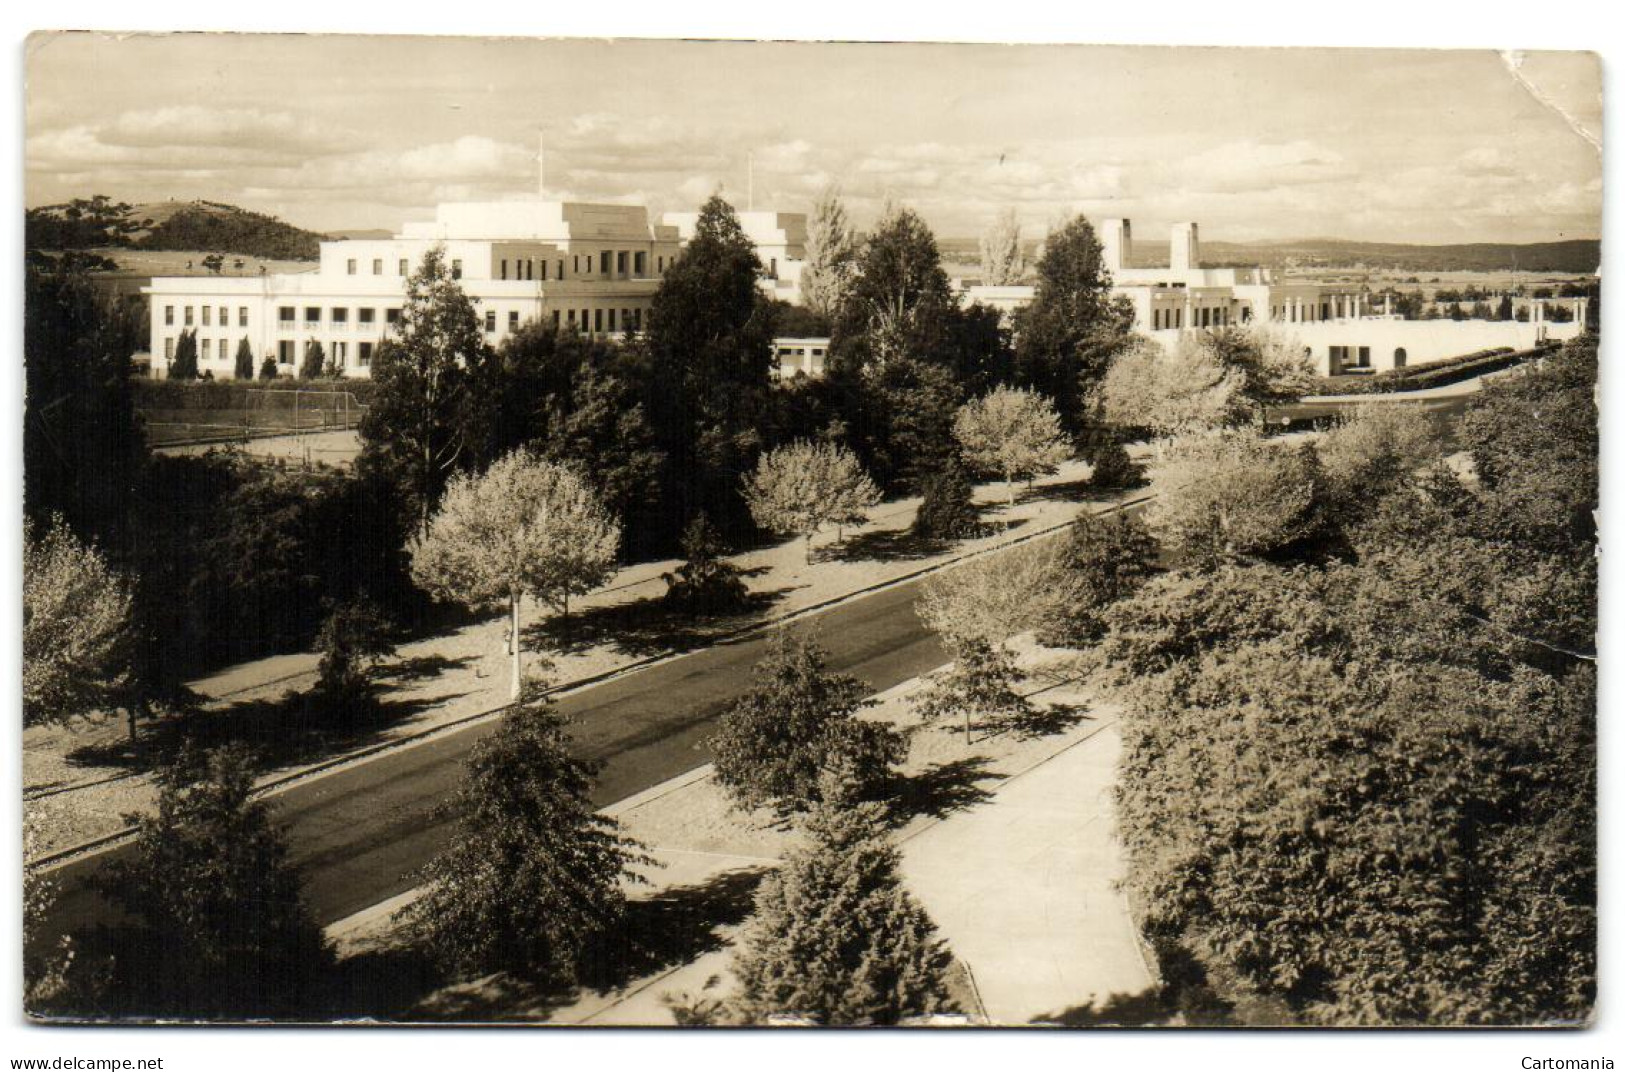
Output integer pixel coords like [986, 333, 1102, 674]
[144, 197, 1584, 382]
[960, 219, 1587, 376]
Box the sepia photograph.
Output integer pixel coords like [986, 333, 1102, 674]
[15, 17, 1604, 1044]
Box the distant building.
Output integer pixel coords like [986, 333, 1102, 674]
[772, 336, 829, 380]
[144, 198, 683, 379]
[955, 219, 1585, 376]
[661, 209, 808, 305]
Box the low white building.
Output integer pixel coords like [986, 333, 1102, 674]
[144, 198, 683, 379]
[956, 218, 1586, 375]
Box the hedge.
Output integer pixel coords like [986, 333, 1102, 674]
[1303, 344, 1555, 397]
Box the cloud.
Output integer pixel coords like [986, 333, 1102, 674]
[105, 106, 349, 155]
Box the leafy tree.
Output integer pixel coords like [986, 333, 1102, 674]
[1037, 510, 1159, 647]
[309, 595, 395, 721]
[831, 202, 958, 375]
[1144, 431, 1321, 568]
[1495, 294, 1514, 320]
[1458, 335, 1596, 556]
[53, 746, 333, 1019]
[730, 802, 954, 1025]
[1012, 214, 1136, 430]
[24, 254, 145, 554]
[917, 540, 1072, 652]
[1206, 324, 1316, 427]
[168, 328, 199, 380]
[259, 355, 278, 381]
[979, 208, 1024, 285]
[1115, 642, 1595, 1025]
[201, 253, 225, 275]
[742, 440, 881, 561]
[23, 515, 132, 732]
[911, 455, 981, 540]
[358, 246, 488, 535]
[1314, 402, 1442, 529]
[801, 183, 859, 321]
[662, 512, 750, 616]
[300, 338, 327, 381]
[911, 637, 1032, 744]
[952, 386, 1070, 505]
[845, 351, 967, 493]
[708, 632, 904, 816]
[233, 337, 255, 380]
[913, 543, 1069, 737]
[643, 194, 775, 541]
[411, 450, 619, 699]
[1096, 335, 1249, 438]
[538, 364, 664, 534]
[399, 690, 646, 987]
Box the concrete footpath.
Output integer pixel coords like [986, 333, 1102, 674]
[899, 722, 1156, 1026]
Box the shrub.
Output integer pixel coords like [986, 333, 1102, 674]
[308, 595, 395, 721]
[46, 746, 332, 1019]
[730, 803, 954, 1025]
[1086, 438, 1143, 489]
[662, 512, 751, 616]
[1037, 510, 1159, 648]
[399, 689, 647, 986]
[911, 457, 980, 540]
[1144, 430, 1322, 568]
[708, 632, 904, 816]
[1115, 646, 1595, 1025]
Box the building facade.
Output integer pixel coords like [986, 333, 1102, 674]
[661, 209, 809, 305]
[144, 198, 684, 379]
[955, 218, 1585, 376]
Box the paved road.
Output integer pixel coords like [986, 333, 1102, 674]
[36, 574, 957, 948]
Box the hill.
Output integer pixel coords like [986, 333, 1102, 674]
[26, 197, 322, 261]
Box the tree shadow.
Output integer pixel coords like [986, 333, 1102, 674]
[825, 527, 950, 563]
[996, 702, 1092, 741]
[1015, 476, 1115, 506]
[406, 971, 574, 1023]
[887, 755, 997, 824]
[523, 588, 793, 660]
[382, 653, 476, 684]
[64, 687, 464, 778]
[578, 865, 771, 992]
[1032, 987, 1175, 1027]
[578, 864, 767, 987]
[320, 943, 450, 1022]
[827, 515, 1028, 565]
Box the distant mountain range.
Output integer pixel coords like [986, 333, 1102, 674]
[940, 235, 1599, 275]
[30, 197, 1601, 276]
[26, 198, 324, 261]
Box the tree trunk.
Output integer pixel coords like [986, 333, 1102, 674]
[805, 531, 814, 564]
[1006, 466, 1016, 507]
[509, 592, 522, 700]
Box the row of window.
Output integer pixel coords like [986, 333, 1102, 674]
[273, 340, 376, 367]
[547, 307, 645, 334]
[164, 305, 249, 328]
[1151, 306, 1233, 330]
[277, 306, 400, 330]
[346, 258, 413, 277]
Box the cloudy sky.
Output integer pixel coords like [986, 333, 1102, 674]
[25, 34, 1601, 244]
